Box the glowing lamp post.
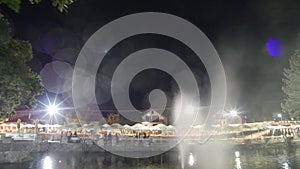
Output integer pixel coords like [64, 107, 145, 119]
[37, 93, 65, 134]
[230, 110, 238, 117]
[229, 110, 239, 124]
[47, 105, 58, 115]
[277, 114, 282, 121]
[46, 104, 58, 125]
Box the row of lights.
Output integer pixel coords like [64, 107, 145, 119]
[43, 99, 293, 125]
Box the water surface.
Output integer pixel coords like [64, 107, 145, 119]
[1, 143, 299, 169]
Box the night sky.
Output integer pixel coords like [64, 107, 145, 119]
[2, 0, 300, 122]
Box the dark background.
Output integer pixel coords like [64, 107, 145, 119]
[2, 0, 300, 122]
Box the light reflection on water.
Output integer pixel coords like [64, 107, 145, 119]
[1, 144, 300, 169]
[42, 156, 53, 169]
[188, 152, 195, 167]
[234, 151, 242, 169]
[277, 149, 291, 169]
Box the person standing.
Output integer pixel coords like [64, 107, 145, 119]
[67, 131, 71, 143]
[60, 131, 64, 143]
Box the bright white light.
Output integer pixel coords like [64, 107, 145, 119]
[235, 157, 242, 169]
[235, 151, 240, 158]
[47, 104, 58, 115]
[278, 114, 282, 118]
[43, 156, 53, 169]
[235, 151, 242, 169]
[37, 92, 67, 125]
[188, 152, 195, 166]
[230, 110, 238, 116]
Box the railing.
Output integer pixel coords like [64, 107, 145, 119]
[5, 133, 37, 140]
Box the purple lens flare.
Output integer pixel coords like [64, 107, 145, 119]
[266, 37, 282, 57]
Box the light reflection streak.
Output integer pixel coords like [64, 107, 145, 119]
[43, 156, 53, 169]
[235, 151, 242, 169]
[188, 152, 195, 166]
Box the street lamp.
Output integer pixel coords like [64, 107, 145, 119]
[46, 104, 58, 115]
[230, 109, 242, 125]
[230, 110, 238, 117]
[46, 104, 58, 125]
[277, 114, 282, 121]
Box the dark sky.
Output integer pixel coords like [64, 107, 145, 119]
[2, 0, 300, 121]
